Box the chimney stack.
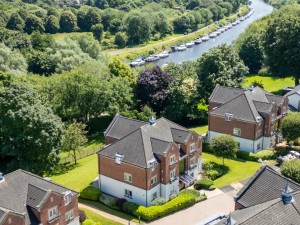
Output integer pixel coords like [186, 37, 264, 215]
[0, 172, 4, 182]
[281, 184, 294, 205]
[149, 116, 156, 126]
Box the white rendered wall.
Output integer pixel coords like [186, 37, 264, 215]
[288, 94, 300, 110]
[67, 217, 80, 225]
[208, 131, 265, 153]
[161, 180, 179, 201]
[99, 175, 161, 207]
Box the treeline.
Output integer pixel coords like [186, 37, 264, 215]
[264, 0, 299, 8]
[234, 5, 300, 84]
[0, 0, 247, 47]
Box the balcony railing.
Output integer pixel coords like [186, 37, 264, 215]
[48, 214, 60, 224]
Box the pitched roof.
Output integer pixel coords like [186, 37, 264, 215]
[217, 192, 300, 225]
[104, 114, 147, 140]
[209, 86, 285, 122]
[0, 208, 8, 223]
[99, 116, 195, 168]
[235, 166, 300, 208]
[26, 184, 50, 210]
[0, 170, 78, 225]
[285, 85, 300, 97]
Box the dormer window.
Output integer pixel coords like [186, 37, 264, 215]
[149, 158, 157, 171]
[115, 153, 124, 164]
[190, 143, 196, 153]
[225, 113, 233, 121]
[64, 191, 72, 205]
[0, 172, 4, 183]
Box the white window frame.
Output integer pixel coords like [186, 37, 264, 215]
[64, 191, 72, 205]
[190, 156, 195, 166]
[124, 173, 132, 183]
[225, 113, 233, 121]
[115, 153, 124, 164]
[150, 175, 157, 185]
[170, 169, 176, 179]
[65, 209, 74, 221]
[170, 155, 176, 165]
[125, 189, 132, 198]
[233, 128, 241, 136]
[190, 143, 196, 153]
[48, 206, 58, 220]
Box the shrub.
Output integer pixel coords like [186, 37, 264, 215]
[237, 150, 275, 161]
[281, 159, 300, 183]
[206, 170, 219, 180]
[202, 161, 228, 180]
[100, 193, 118, 209]
[115, 198, 127, 210]
[194, 179, 214, 190]
[123, 202, 140, 214]
[79, 209, 87, 223]
[80, 186, 101, 201]
[151, 197, 166, 206]
[258, 67, 272, 76]
[178, 189, 207, 202]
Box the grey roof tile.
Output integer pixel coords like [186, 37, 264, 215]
[0, 170, 78, 225]
[253, 101, 272, 113]
[26, 184, 50, 210]
[209, 85, 244, 104]
[99, 117, 196, 168]
[284, 85, 300, 97]
[235, 166, 300, 208]
[265, 94, 284, 106]
[0, 208, 8, 223]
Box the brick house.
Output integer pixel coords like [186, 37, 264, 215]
[97, 115, 202, 207]
[0, 170, 79, 225]
[208, 85, 289, 152]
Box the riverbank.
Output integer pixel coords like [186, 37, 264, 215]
[104, 5, 249, 61]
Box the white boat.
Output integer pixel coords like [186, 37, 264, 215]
[219, 28, 226, 33]
[158, 51, 169, 58]
[130, 58, 145, 67]
[194, 38, 202, 44]
[227, 23, 233, 28]
[209, 32, 218, 38]
[232, 21, 237, 26]
[202, 36, 210, 41]
[145, 55, 160, 62]
[185, 41, 195, 48]
[236, 19, 240, 24]
[177, 45, 187, 51]
[240, 16, 245, 21]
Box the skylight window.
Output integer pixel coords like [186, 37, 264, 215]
[225, 113, 233, 121]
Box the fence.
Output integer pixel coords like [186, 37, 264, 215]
[59, 146, 100, 164]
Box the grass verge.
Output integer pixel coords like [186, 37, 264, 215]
[81, 208, 123, 225]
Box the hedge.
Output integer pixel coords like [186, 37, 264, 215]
[236, 150, 275, 161]
[194, 178, 214, 190]
[281, 159, 300, 183]
[80, 186, 101, 201]
[151, 197, 166, 206]
[123, 191, 200, 221]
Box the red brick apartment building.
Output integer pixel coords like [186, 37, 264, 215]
[98, 115, 202, 206]
[208, 85, 288, 153]
[0, 170, 79, 225]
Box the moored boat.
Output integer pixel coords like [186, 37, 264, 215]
[185, 41, 195, 48]
[177, 44, 187, 51]
[130, 58, 145, 67]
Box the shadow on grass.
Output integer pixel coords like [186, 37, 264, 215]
[45, 163, 80, 177]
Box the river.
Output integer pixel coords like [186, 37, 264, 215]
[153, 0, 273, 66]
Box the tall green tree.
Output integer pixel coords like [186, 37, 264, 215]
[282, 113, 300, 142]
[45, 15, 60, 34]
[210, 135, 238, 165]
[61, 121, 88, 165]
[24, 15, 44, 34]
[108, 57, 135, 82]
[60, 11, 77, 33]
[91, 23, 103, 41]
[196, 44, 248, 101]
[6, 13, 24, 31]
[31, 32, 55, 51]
[85, 8, 102, 31]
[0, 83, 63, 175]
[262, 13, 300, 85]
[28, 51, 58, 76]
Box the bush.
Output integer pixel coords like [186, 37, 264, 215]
[79, 209, 87, 223]
[178, 189, 207, 202]
[194, 179, 214, 190]
[151, 197, 166, 206]
[202, 161, 228, 180]
[258, 67, 272, 76]
[281, 159, 300, 183]
[123, 192, 200, 221]
[80, 186, 101, 201]
[100, 193, 118, 209]
[115, 198, 127, 210]
[206, 170, 219, 180]
[237, 150, 275, 161]
[203, 143, 212, 153]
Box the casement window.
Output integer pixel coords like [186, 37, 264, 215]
[64, 191, 72, 205]
[125, 189, 132, 198]
[225, 113, 233, 121]
[257, 129, 262, 138]
[233, 128, 241, 136]
[190, 156, 195, 166]
[65, 209, 74, 221]
[237, 142, 241, 150]
[257, 143, 261, 151]
[149, 158, 157, 171]
[170, 155, 176, 165]
[152, 192, 157, 201]
[124, 173, 132, 183]
[150, 175, 157, 185]
[170, 169, 176, 179]
[190, 143, 196, 153]
[115, 153, 124, 164]
[48, 206, 58, 220]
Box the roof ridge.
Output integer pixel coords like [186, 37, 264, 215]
[244, 92, 258, 121]
[20, 170, 78, 194]
[140, 129, 149, 168]
[208, 84, 220, 100]
[160, 117, 190, 131]
[104, 114, 120, 135]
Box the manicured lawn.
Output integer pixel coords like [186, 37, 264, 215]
[202, 152, 265, 188]
[245, 75, 294, 95]
[189, 125, 208, 135]
[49, 154, 98, 192]
[81, 208, 123, 225]
[80, 199, 143, 224]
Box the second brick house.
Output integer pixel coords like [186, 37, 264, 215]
[208, 85, 288, 152]
[98, 115, 202, 207]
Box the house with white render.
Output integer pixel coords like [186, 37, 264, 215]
[97, 115, 202, 207]
[207, 85, 288, 153]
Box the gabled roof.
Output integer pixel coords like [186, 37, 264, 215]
[99, 116, 195, 168]
[218, 192, 300, 225]
[235, 166, 300, 208]
[26, 184, 50, 210]
[0, 170, 78, 225]
[0, 207, 8, 223]
[285, 85, 300, 97]
[209, 86, 285, 122]
[104, 114, 147, 140]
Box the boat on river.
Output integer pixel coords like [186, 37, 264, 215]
[194, 38, 202, 44]
[185, 41, 195, 48]
[201, 36, 210, 41]
[130, 58, 145, 67]
[209, 32, 218, 38]
[158, 51, 169, 58]
[177, 45, 187, 51]
[145, 55, 160, 62]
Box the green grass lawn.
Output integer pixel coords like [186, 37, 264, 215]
[50, 154, 98, 192]
[80, 199, 143, 223]
[202, 152, 272, 188]
[245, 75, 294, 95]
[81, 208, 123, 225]
[189, 125, 208, 135]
